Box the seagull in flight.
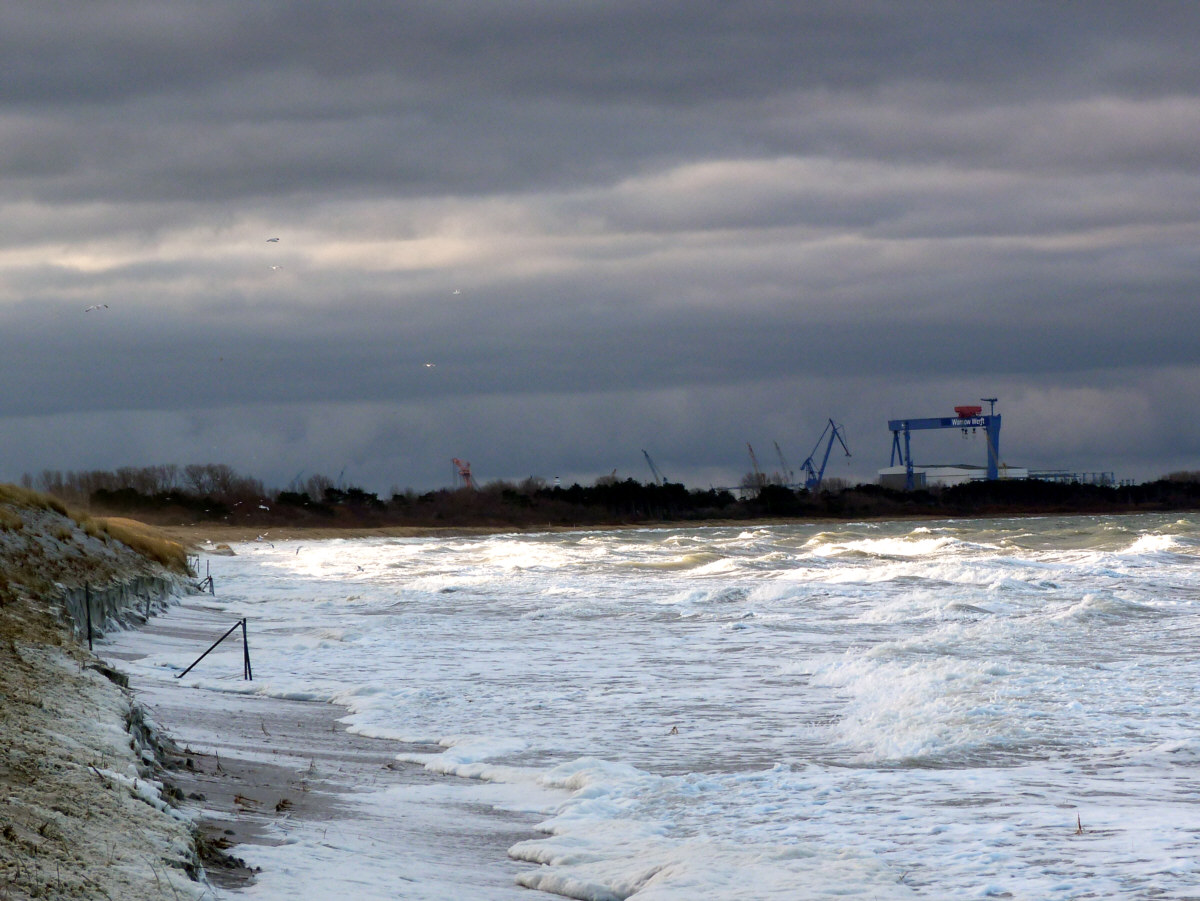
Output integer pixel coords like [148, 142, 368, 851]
[452, 289, 461, 295]
[424, 362, 436, 368]
[266, 237, 280, 243]
[84, 304, 108, 312]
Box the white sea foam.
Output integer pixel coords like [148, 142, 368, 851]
[808, 534, 964, 558]
[1121, 532, 1179, 555]
[103, 514, 1200, 899]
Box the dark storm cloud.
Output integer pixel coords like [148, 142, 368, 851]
[2, 1, 1200, 489]
[3, 242, 1195, 419]
[6, 1, 1199, 202]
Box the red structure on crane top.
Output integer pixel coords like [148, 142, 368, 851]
[954, 405, 983, 418]
[452, 458, 474, 489]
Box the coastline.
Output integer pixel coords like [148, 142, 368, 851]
[155, 515, 904, 549]
[99, 590, 543, 898]
[9, 495, 1200, 898]
[76, 472, 1200, 554]
[153, 505, 1197, 552]
[0, 492, 542, 899]
[157, 522, 524, 548]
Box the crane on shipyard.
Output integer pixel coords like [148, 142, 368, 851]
[773, 441, 795, 486]
[888, 398, 1001, 491]
[746, 443, 766, 489]
[642, 450, 668, 486]
[801, 420, 851, 492]
[451, 458, 475, 489]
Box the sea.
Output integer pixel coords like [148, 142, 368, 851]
[104, 513, 1200, 900]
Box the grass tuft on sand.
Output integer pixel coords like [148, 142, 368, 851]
[0, 483, 190, 576]
[96, 517, 191, 574]
[0, 483, 68, 516]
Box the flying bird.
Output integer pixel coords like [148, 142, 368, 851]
[452, 289, 461, 295]
[84, 304, 108, 312]
[424, 362, 436, 368]
[266, 237, 280, 242]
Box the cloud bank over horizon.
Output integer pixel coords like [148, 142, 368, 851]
[3, 1, 1199, 493]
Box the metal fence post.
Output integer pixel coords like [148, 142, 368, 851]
[242, 618, 252, 680]
[176, 618, 250, 680]
[85, 583, 93, 651]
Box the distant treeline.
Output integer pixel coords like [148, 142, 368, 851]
[21, 465, 1200, 528]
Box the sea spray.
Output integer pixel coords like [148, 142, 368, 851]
[103, 513, 1200, 899]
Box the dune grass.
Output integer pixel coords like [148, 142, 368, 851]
[94, 516, 191, 574]
[0, 484, 68, 516]
[1, 483, 190, 575]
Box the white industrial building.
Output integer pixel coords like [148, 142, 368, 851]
[878, 464, 1029, 490]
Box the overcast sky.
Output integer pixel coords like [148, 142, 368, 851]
[2, 1, 1199, 494]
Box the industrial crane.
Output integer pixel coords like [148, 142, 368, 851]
[642, 450, 668, 486]
[888, 398, 1001, 490]
[451, 458, 475, 489]
[746, 443, 765, 489]
[801, 420, 851, 492]
[773, 441, 795, 486]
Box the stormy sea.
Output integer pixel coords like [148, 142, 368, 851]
[105, 513, 1200, 899]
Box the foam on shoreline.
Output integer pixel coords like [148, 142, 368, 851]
[98, 593, 545, 899]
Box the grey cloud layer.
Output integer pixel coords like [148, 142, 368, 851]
[2, 1, 1199, 489]
[8, 2, 1199, 200]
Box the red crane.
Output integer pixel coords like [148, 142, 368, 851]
[452, 458, 474, 489]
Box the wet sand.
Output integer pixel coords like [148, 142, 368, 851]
[158, 523, 507, 549]
[155, 519, 764, 553]
[99, 595, 541, 897]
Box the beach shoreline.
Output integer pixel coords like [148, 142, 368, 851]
[154, 506, 1171, 553]
[0, 487, 544, 899]
[154, 515, 881, 550]
[99, 585, 545, 899]
[14, 504, 1197, 897]
[158, 522, 530, 548]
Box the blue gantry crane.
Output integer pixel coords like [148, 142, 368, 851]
[801, 420, 851, 491]
[889, 397, 1001, 490]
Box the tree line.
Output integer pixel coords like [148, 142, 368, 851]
[21, 464, 1200, 529]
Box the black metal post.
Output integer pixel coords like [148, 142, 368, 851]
[85, 583, 93, 651]
[242, 618, 252, 681]
[176, 618, 245, 679]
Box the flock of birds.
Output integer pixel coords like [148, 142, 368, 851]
[83, 236, 456, 372]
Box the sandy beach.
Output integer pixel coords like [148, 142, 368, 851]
[0, 498, 540, 898]
[158, 524, 501, 547]
[97, 583, 543, 898]
[155, 521, 641, 551]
